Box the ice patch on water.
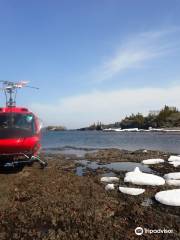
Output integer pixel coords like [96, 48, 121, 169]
[142, 159, 164, 165]
[124, 167, 165, 186]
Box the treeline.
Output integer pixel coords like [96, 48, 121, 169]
[79, 106, 180, 130]
[119, 106, 180, 129]
[78, 121, 103, 131]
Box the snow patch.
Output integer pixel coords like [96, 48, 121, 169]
[164, 172, 180, 180]
[142, 159, 164, 165]
[100, 176, 119, 183]
[169, 161, 180, 167]
[124, 167, 165, 186]
[119, 186, 145, 195]
[168, 155, 180, 162]
[134, 167, 141, 173]
[166, 179, 180, 186]
[168, 156, 180, 167]
[155, 189, 180, 206]
[105, 184, 115, 190]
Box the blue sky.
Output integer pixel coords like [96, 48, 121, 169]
[1, 0, 180, 128]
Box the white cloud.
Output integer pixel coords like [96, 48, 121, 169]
[30, 85, 180, 129]
[92, 28, 180, 82]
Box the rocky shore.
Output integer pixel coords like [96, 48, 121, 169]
[0, 149, 179, 240]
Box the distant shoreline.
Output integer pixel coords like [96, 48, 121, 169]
[46, 128, 180, 133]
[102, 127, 180, 133]
[75, 127, 180, 133]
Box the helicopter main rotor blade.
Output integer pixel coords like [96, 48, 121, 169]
[25, 85, 39, 90]
[15, 80, 39, 89]
[0, 80, 14, 84]
[0, 80, 39, 90]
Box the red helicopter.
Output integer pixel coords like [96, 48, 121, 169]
[0, 80, 47, 168]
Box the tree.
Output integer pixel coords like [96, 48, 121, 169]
[156, 105, 179, 127]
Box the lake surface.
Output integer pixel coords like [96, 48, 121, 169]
[41, 130, 180, 154]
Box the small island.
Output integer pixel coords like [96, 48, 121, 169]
[78, 105, 180, 132]
[46, 125, 67, 131]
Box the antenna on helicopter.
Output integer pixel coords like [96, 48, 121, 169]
[0, 80, 39, 107]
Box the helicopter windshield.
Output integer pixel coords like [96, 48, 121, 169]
[0, 113, 36, 139]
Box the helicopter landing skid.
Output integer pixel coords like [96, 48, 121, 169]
[1, 153, 47, 168]
[30, 155, 47, 168]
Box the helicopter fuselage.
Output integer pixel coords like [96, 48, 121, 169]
[0, 107, 41, 159]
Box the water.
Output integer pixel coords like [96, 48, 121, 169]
[75, 159, 152, 176]
[41, 130, 180, 154]
[44, 147, 96, 157]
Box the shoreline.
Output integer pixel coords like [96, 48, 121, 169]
[47, 128, 180, 132]
[0, 149, 179, 239]
[42, 146, 180, 156]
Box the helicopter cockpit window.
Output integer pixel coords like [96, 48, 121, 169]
[0, 115, 9, 128]
[0, 113, 36, 138]
[13, 114, 35, 130]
